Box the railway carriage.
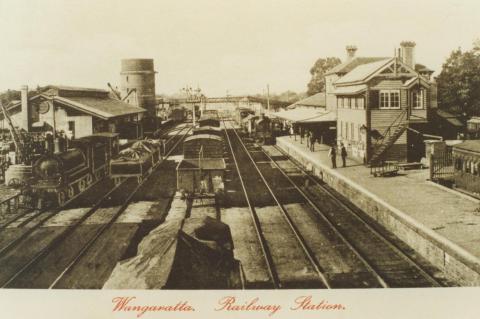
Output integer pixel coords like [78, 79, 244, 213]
[198, 117, 220, 128]
[192, 125, 222, 137]
[30, 133, 119, 207]
[182, 134, 224, 159]
[177, 133, 226, 195]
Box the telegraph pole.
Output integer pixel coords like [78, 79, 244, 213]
[266, 84, 271, 113]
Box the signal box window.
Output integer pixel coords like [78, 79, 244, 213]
[379, 90, 400, 109]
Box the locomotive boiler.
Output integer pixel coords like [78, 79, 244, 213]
[30, 133, 119, 207]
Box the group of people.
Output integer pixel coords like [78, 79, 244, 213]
[328, 143, 348, 169]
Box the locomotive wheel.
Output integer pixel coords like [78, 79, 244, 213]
[86, 173, 93, 185]
[68, 186, 75, 198]
[57, 191, 66, 207]
[79, 179, 87, 192]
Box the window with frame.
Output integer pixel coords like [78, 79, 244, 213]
[344, 97, 350, 108]
[412, 90, 424, 109]
[351, 123, 354, 140]
[351, 97, 357, 109]
[357, 97, 365, 109]
[379, 90, 400, 109]
[337, 97, 343, 108]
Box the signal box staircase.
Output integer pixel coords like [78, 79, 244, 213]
[369, 111, 408, 167]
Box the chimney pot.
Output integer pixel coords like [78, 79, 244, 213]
[345, 45, 357, 61]
[400, 41, 416, 69]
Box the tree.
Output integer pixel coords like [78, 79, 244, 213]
[306, 57, 341, 96]
[437, 42, 480, 116]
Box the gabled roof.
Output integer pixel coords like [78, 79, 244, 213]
[325, 57, 389, 76]
[5, 85, 145, 120]
[55, 96, 145, 119]
[403, 76, 431, 88]
[334, 58, 392, 85]
[288, 92, 325, 108]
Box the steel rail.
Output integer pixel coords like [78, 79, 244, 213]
[272, 145, 443, 287]
[222, 120, 280, 289]
[2, 125, 191, 288]
[46, 125, 192, 289]
[227, 121, 330, 288]
[261, 147, 388, 288]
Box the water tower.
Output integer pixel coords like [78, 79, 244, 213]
[120, 59, 157, 118]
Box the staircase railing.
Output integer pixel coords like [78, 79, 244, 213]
[369, 110, 408, 165]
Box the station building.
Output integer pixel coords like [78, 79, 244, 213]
[274, 92, 336, 145]
[326, 42, 437, 164]
[3, 85, 146, 140]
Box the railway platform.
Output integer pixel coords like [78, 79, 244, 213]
[275, 135, 480, 285]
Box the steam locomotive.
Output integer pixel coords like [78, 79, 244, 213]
[30, 133, 119, 207]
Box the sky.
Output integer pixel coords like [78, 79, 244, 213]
[0, 0, 479, 97]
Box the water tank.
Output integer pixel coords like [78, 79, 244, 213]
[120, 59, 157, 117]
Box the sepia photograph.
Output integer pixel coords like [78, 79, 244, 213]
[0, 0, 480, 317]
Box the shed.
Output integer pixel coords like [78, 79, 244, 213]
[177, 158, 226, 194]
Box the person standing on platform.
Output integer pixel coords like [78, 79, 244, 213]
[328, 144, 337, 168]
[340, 143, 347, 167]
[309, 133, 316, 152]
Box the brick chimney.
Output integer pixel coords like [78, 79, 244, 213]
[20, 85, 29, 131]
[346, 45, 357, 61]
[400, 41, 416, 69]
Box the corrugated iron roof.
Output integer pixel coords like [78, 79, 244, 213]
[437, 109, 464, 127]
[335, 59, 392, 84]
[289, 92, 326, 108]
[55, 96, 145, 119]
[184, 134, 223, 143]
[333, 84, 368, 95]
[325, 57, 389, 75]
[272, 109, 336, 123]
[453, 140, 480, 153]
[4, 85, 145, 120]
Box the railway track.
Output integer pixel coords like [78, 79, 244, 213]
[0, 125, 191, 288]
[225, 121, 447, 288]
[267, 144, 450, 287]
[0, 125, 187, 232]
[224, 121, 329, 288]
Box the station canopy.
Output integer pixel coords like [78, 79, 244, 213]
[272, 108, 336, 123]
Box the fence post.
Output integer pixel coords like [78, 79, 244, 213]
[429, 153, 434, 180]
